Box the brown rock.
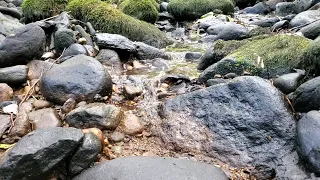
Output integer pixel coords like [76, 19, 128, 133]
[110, 131, 125, 143]
[9, 102, 33, 137]
[27, 60, 57, 80]
[61, 98, 76, 114]
[123, 85, 143, 100]
[32, 99, 52, 110]
[82, 128, 104, 144]
[28, 108, 61, 130]
[0, 115, 11, 137]
[119, 113, 143, 135]
[0, 83, 13, 101]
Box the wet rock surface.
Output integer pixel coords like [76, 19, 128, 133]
[73, 156, 228, 180]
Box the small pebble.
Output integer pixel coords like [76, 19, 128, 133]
[110, 131, 125, 143]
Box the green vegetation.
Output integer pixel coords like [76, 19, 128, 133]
[119, 0, 159, 23]
[22, 0, 69, 22]
[67, 0, 171, 48]
[298, 37, 320, 76]
[228, 34, 311, 77]
[167, 0, 234, 21]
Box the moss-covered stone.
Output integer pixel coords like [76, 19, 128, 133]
[119, 0, 159, 23]
[167, 0, 234, 21]
[166, 43, 206, 53]
[298, 37, 320, 76]
[67, 0, 170, 48]
[228, 34, 311, 78]
[198, 34, 311, 83]
[22, 0, 69, 22]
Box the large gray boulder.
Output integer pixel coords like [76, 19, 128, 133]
[0, 24, 46, 68]
[291, 76, 320, 112]
[0, 12, 23, 37]
[297, 111, 320, 175]
[0, 127, 84, 180]
[40, 55, 113, 105]
[289, 10, 320, 28]
[160, 76, 304, 179]
[73, 156, 228, 180]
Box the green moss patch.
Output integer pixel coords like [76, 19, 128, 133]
[119, 0, 159, 23]
[22, 0, 69, 22]
[166, 43, 206, 53]
[228, 34, 311, 77]
[167, 0, 234, 21]
[298, 37, 320, 76]
[67, 0, 171, 48]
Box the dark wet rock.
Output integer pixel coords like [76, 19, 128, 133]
[0, 127, 84, 180]
[123, 85, 143, 100]
[235, 0, 256, 8]
[0, 24, 45, 68]
[0, 12, 23, 37]
[214, 24, 248, 41]
[273, 73, 304, 94]
[205, 78, 229, 87]
[160, 76, 301, 179]
[160, 74, 191, 84]
[0, 114, 10, 137]
[32, 99, 52, 110]
[270, 20, 289, 31]
[0, 65, 27, 84]
[73, 156, 228, 180]
[0, 83, 13, 101]
[185, 52, 202, 60]
[40, 55, 113, 105]
[275, 2, 299, 16]
[65, 103, 123, 130]
[207, 22, 236, 35]
[27, 60, 58, 80]
[61, 43, 87, 58]
[250, 17, 280, 27]
[158, 12, 175, 21]
[110, 131, 125, 143]
[160, 2, 168, 12]
[28, 108, 61, 129]
[156, 20, 175, 32]
[296, 0, 320, 12]
[69, 133, 102, 176]
[95, 49, 121, 66]
[290, 10, 320, 28]
[8, 102, 32, 137]
[242, 2, 271, 14]
[134, 42, 170, 60]
[292, 76, 320, 112]
[299, 20, 320, 39]
[250, 164, 276, 180]
[54, 28, 76, 55]
[119, 113, 144, 135]
[197, 40, 246, 71]
[94, 33, 136, 52]
[297, 111, 320, 175]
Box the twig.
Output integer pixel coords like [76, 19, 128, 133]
[39, 11, 71, 22]
[8, 113, 15, 133]
[285, 95, 295, 113]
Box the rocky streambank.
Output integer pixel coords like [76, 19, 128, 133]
[0, 0, 319, 179]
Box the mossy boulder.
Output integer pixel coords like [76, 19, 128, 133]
[198, 34, 311, 83]
[22, 0, 69, 22]
[67, 0, 170, 48]
[167, 0, 234, 21]
[119, 0, 159, 23]
[298, 37, 320, 76]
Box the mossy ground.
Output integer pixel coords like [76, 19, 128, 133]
[167, 0, 234, 21]
[298, 37, 320, 76]
[67, 0, 171, 48]
[228, 34, 311, 77]
[166, 43, 206, 53]
[22, 0, 69, 22]
[119, 0, 159, 23]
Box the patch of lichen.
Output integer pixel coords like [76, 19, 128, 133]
[227, 34, 311, 77]
[167, 0, 234, 21]
[119, 0, 159, 23]
[67, 0, 171, 48]
[298, 37, 320, 76]
[22, 0, 69, 22]
[166, 43, 206, 53]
